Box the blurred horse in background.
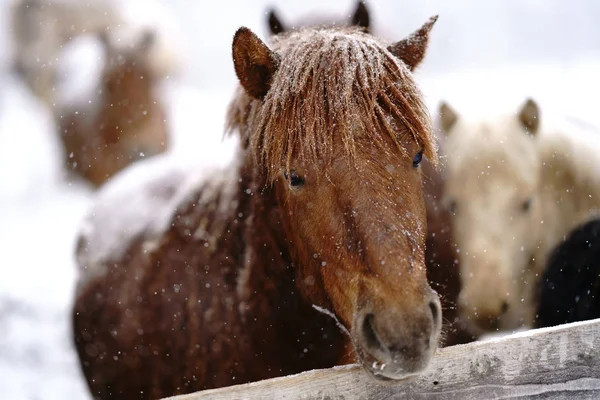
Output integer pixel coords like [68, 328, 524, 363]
[72, 18, 443, 399]
[266, 1, 472, 346]
[9, 0, 182, 106]
[440, 98, 600, 337]
[10, 0, 120, 104]
[55, 29, 169, 188]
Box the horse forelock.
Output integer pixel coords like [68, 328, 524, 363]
[227, 28, 437, 183]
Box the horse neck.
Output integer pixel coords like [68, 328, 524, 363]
[236, 161, 299, 312]
[233, 153, 347, 366]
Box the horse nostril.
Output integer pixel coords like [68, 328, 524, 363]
[500, 301, 509, 314]
[361, 313, 384, 352]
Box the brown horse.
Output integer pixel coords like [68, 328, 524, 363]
[266, 5, 473, 346]
[267, 0, 370, 35]
[56, 29, 169, 188]
[73, 19, 440, 399]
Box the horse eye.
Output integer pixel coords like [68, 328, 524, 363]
[521, 198, 533, 212]
[284, 170, 305, 188]
[412, 150, 424, 168]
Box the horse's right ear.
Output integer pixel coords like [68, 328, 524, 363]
[233, 27, 280, 99]
[351, 1, 370, 32]
[439, 101, 458, 133]
[267, 9, 286, 35]
[518, 98, 540, 136]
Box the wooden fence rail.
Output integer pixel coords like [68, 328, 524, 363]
[164, 319, 600, 400]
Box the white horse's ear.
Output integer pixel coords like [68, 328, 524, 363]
[233, 27, 281, 99]
[388, 15, 437, 71]
[439, 101, 458, 134]
[518, 98, 540, 135]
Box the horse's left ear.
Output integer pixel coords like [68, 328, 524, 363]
[351, 1, 370, 32]
[233, 27, 280, 99]
[518, 98, 540, 135]
[388, 15, 437, 71]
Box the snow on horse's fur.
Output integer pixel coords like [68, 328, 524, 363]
[72, 20, 443, 399]
[440, 98, 600, 336]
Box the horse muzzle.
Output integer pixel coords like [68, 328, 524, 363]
[352, 290, 441, 381]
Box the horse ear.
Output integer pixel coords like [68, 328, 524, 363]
[439, 101, 458, 133]
[518, 98, 540, 135]
[351, 1, 370, 32]
[387, 15, 437, 71]
[233, 27, 281, 99]
[267, 9, 286, 35]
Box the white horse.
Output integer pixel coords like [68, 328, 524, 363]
[439, 98, 600, 336]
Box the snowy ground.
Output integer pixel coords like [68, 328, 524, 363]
[1, 1, 599, 400]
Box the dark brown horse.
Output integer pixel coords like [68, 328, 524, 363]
[266, 5, 473, 346]
[73, 19, 441, 399]
[57, 29, 169, 188]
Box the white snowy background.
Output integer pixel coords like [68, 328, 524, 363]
[0, 0, 599, 399]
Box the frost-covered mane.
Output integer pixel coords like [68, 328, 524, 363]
[228, 28, 437, 183]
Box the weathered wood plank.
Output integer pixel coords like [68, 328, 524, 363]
[164, 319, 600, 400]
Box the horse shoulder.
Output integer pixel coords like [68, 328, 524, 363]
[75, 155, 189, 292]
[73, 155, 248, 395]
[75, 152, 242, 290]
